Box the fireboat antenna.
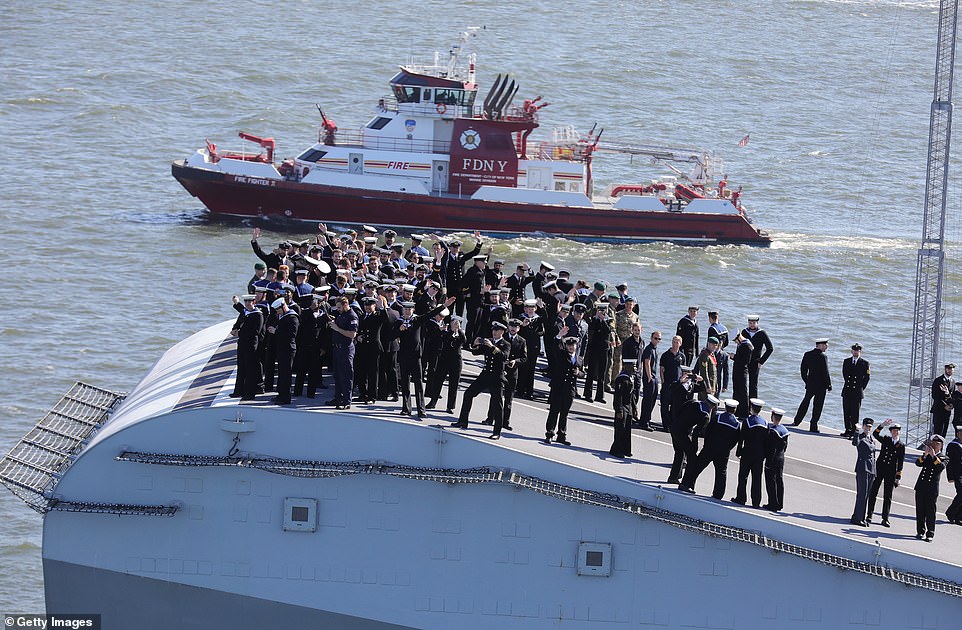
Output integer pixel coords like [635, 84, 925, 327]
[906, 0, 959, 446]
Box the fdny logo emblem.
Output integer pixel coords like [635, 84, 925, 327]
[459, 129, 481, 151]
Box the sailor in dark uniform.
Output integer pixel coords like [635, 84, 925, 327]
[667, 389, 713, 484]
[421, 305, 447, 385]
[763, 408, 789, 512]
[945, 427, 962, 525]
[393, 297, 454, 418]
[675, 305, 700, 366]
[930, 363, 955, 439]
[741, 315, 774, 399]
[515, 299, 544, 399]
[356, 296, 388, 404]
[230, 295, 264, 401]
[659, 336, 685, 431]
[914, 435, 946, 541]
[452, 321, 511, 434]
[620, 322, 644, 426]
[474, 289, 509, 340]
[544, 331, 582, 446]
[732, 398, 768, 507]
[793, 337, 831, 433]
[378, 286, 401, 401]
[840, 343, 871, 437]
[441, 232, 483, 316]
[487, 319, 527, 432]
[850, 417, 877, 527]
[638, 330, 661, 431]
[463, 254, 488, 340]
[270, 297, 300, 405]
[294, 293, 325, 398]
[609, 359, 637, 458]
[730, 331, 753, 418]
[866, 419, 905, 527]
[328, 296, 359, 409]
[248, 262, 267, 294]
[425, 316, 467, 413]
[678, 398, 741, 499]
[582, 304, 613, 403]
[505, 263, 534, 316]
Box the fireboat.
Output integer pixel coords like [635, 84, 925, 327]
[171, 29, 770, 245]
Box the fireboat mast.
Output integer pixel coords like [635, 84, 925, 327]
[907, 0, 959, 446]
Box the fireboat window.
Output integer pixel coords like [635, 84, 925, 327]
[366, 117, 392, 130]
[394, 86, 421, 103]
[298, 149, 328, 163]
[434, 89, 468, 106]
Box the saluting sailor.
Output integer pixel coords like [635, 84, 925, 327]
[850, 417, 877, 527]
[866, 418, 905, 527]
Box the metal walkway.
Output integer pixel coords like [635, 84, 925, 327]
[0, 382, 126, 513]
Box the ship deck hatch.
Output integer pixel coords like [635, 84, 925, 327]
[0, 381, 125, 513]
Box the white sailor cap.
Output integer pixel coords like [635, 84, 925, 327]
[336, 269, 352, 275]
[706, 394, 720, 405]
[361, 225, 378, 233]
[270, 298, 286, 309]
[622, 358, 637, 364]
[542, 279, 557, 289]
[401, 284, 417, 292]
[747, 314, 760, 321]
[410, 233, 425, 240]
[324, 231, 338, 238]
[539, 261, 555, 271]
[488, 288, 503, 295]
[930, 434, 945, 443]
[241, 294, 256, 301]
[343, 287, 357, 295]
[723, 399, 739, 409]
[771, 408, 785, 416]
[491, 321, 508, 330]
[400, 301, 416, 308]
[563, 336, 579, 344]
[524, 298, 538, 307]
[450, 315, 465, 323]
[749, 398, 765, 408]
[815, 337, 829, 344]
[253, 286, 267, 293]
[440, 308, 450, 317]
[314, 285, 331, 293]
[473, 254, 487, 261]
[294, 268, 309, 275]
[363, 237, 378, 244]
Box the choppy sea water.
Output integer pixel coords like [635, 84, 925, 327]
[1, 0, 959, 612]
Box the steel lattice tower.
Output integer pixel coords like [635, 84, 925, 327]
[907, 0, 959, 446]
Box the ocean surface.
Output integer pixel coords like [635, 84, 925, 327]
[1, 0, 960, 612]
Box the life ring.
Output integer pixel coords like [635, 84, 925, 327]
[436, 103, 447, 115]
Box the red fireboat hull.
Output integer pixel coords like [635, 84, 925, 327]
[171, 161, 771, 245]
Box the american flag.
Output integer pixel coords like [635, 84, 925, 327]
[738, 134, 750, 147]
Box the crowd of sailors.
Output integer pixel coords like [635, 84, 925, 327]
[230, 224, 962, 542]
